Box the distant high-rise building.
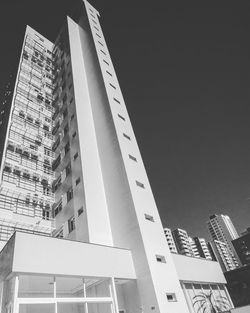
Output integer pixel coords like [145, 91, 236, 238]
[209, 240, 238, 272]
[164, 227, 177, 253]
[172, 228, 194, 257]
[207, 214, 240, 267]
[232, 228, 250, 266]
[193, 237, 213, 260]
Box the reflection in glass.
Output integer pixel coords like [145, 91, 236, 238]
[19, 303, 55, 313]
[18, 275, 54, 298]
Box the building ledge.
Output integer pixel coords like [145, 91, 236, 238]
[172, 253, 226, 284]
[0, 232, 136, 281]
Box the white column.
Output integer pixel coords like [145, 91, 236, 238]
[12, 276, 19, 313]
[110, 278, 119, 313]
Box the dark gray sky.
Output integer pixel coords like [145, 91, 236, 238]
[1, 0, 250, 239]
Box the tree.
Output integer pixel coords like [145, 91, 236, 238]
[192, 290, 230, 313]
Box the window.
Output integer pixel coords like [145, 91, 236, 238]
[43, 165, 51, 174]
[70, 114, 75, 121]
[166, 293, 177, 302]
[100, 49, 106, 55]
[118, 114, 125, 121]
[109, 83, 116, 89]
[106, 70, 112, 77]
[123, 133, 131, 140]
[63, 109, 68, 119]
[103, 59, 109, 66]
[63, 94, 67, 103]
[68, 216, 75, 233]
[54, 201, 62, 216]
[42, 210, 50, 221]
[129, 154, 137, 162]
[96, 33, 102, 39]
[145, 214, 154, 222]
[53, 176, 61, 192]
[52, 154, 61, 171]
[72, 131, 77, 138]
[67, 188, 73, 202]
[78, 207, 83, 216]
[23, 172, 30, 180]
[43, 186, 50, 196]
[94, 26, 99, 32]
[64, 142, 70, 154]
[113, 97, 120, 104]
[66, 163, 71, 176]
[98, 41, 104, 47]
[156, 255, 166, 263]
[76, 177, 80, 186]
[69, 83, 73, 90]
[64, 124, 69, 136]
[136, 180, 145, 188]
[92, 19, 98, 25]
[74, 152, 79, 160]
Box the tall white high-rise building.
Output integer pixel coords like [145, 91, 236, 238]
[172, 228, 194, 257]
[192, 237, 213, 260]
[164, 227, 177, 253]
[207, 214, 240, 267]
[0, 2, 233, 313]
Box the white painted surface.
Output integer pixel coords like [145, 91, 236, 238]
[172, 253, 226, 283]
[67, 16, 113, 246]
[11, 232, 136, 279]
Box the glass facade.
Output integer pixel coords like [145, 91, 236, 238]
[1, 275, 116, 313]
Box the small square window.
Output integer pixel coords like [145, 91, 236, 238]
[145, 214, 154, 222]
[64, 124, 69, 136]
[66, 163, 71, 176]
[156, 255, 166, 263]
[123, 133, 131, 140]
[129, 154, 137, 162]
[67, 188, 73, 202]
[106, 70, 112, 77]
[113, 97, 120, 104]
[78, 207, 83, 216]
[76, 177, 80, 186]
[118, 114, 125, 121]
[68, 216, 75, 233]
[74, 152, 79, 160]
[136, 180, 145, 188]
[166, 293, 177, 302]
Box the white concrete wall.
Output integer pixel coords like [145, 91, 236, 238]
[11, 232, 136, 279]
[172, 253, 226, 284]
[67, 16, 113, 246]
